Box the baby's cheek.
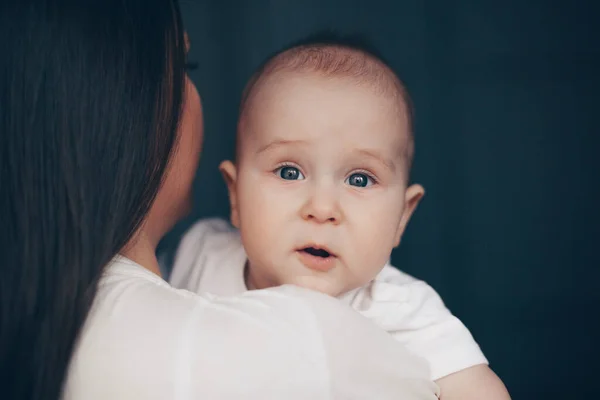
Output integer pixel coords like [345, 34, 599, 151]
[239, 214, 275, 274]
[350, 214, 399, 276]
[238, 183, 283, 251]
[353, 245, 390, 281]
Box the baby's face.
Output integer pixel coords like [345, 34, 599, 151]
[223, 72, 423, 296]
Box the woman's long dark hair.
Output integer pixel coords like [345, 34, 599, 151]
[0, 1, 187, 398]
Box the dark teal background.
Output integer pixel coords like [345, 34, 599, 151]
[161, 1, 600, 398]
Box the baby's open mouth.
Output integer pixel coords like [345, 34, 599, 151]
[296, 245, 337, 272]
[300, 247, 334, 258]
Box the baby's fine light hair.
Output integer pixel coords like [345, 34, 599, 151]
[238, 31, 415, 169]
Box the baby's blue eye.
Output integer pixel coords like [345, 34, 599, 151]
[346, 173, 374, 187]
[276, 166, 305, 180]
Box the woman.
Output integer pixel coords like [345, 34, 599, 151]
[0, 1, 439, 399]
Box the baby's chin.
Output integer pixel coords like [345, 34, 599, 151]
[282, 275, 351, 298]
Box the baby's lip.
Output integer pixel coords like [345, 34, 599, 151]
[296, 244, 337, 258]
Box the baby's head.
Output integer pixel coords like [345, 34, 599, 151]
[220, 33, 424, 296]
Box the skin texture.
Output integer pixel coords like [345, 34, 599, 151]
[221, 71, 423, 297]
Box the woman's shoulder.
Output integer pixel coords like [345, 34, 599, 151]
[64, 256, 439, 399]
[63, 256, 329, 399]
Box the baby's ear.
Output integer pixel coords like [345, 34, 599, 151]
[393, 184, 425, 247]
[219, 160, 240, 228]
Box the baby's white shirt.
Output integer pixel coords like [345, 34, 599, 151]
[170, 218, 488, 381]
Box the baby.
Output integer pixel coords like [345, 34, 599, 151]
[171, 34, 509, 399]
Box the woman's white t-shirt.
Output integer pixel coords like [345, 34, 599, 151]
[63, 256, 439, 399]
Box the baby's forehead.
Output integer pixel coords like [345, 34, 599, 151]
[248, 71, 406, 130]
[242, 46, 407, 112]
[237, 44, 415, 167]
[258, 69, 400, 104]
[238, 75, 411, 165]
[249, 69, 408, 128]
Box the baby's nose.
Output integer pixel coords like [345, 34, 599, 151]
[300, 188, 342, 225]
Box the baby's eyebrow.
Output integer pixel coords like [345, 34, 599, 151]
[256, 139, 308, 154]
[354, 148, 396, 172]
